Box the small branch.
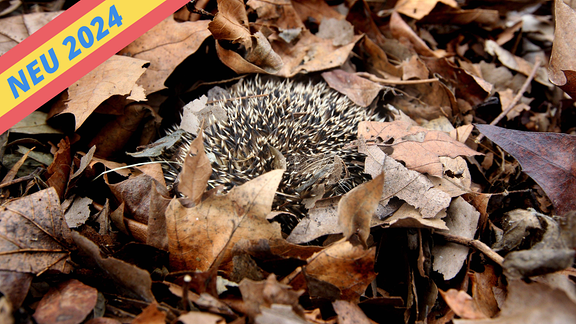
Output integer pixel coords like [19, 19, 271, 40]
[436, 232, 504, 267]
[476, 57, 541, 142]
[357, 71, 439, 85]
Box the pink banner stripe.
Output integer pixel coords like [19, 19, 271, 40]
[0, 0, 106, 73]
[0, 0, 192, 134]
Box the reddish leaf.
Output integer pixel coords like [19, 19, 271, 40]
[476, 124, 576, 215]
[33, 279, 98, 324]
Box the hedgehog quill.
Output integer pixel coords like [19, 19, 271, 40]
[162, 76, 381, 222]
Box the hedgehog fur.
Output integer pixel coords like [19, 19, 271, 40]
[164, 76, 379, 221]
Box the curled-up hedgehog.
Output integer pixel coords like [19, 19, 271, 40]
[161, 75, 383, 227]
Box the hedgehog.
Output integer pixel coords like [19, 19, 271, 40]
[162, 76, 381, 224]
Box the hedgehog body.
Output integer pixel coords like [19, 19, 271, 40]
[165, 76, 378, 217]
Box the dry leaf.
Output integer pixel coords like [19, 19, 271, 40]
[72, 232, 155, 302]
[454, 280, 576, 323]
[33, 279, 98, 324]
[338, 172, 385, 247]
[322, 70, 382, 107]
[240, 274, 304, 320]
[165, 170, 283, 272]
[476, 124, 576, 215]
[176, 131, 212, 204]
[359, 120, 480, 177]
[332, 300, 372, 324]
[46, 137, 71, 200]
[48, 55, 149, 130]
[485, 40, 550, 86]
[432, 197, 480, 280]
[440, 289, 489, 320]
[0, 188, 72, 274]
[395, 0, 458, 20]
[131, 302, 166, 324]
[304, 239, 376, 302]
[362, 144, 451, 219]
[120, 17, 211, 94]
[0, 11, 61, 55]
[549, 0, 576, 97]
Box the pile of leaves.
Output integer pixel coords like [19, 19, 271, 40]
[2, 0, 576, 323]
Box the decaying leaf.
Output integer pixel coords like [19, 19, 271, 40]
[454, 280, 576, 323]
[240, 274, 304, 320]
[0, 188, 72, 275]
[33, 279, 98, 324]
[48, 55, 149, 130]
[120, 16, 211, 94]
[359, 120, 480, 177]
[303, 239, 376, 302]
[432, 197, 480, 280]
[165, 170, 283, 272]
[0, 11, 61, 55]
[322, 70, 383, 107]
[440, 289, 489, 320]
[131, 302, 166, 324]
[176, 131, 212, 204]
[476, 124, 576, 215]
[338, 172, 385, 247]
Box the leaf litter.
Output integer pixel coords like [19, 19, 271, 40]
[1, 0, 576, 323]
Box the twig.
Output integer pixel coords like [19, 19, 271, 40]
[357, 71, 439, 85]
[436, 232, 504, 267]
[476, 57, 541, 142]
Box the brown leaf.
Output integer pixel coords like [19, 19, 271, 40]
[338, 172, 384, 247]
[177, 131, 212, 204]
[432, 197, 480, 280]
[440, 289, 488, 320]
[109, 173, 169, 224]
[549, 0, 576, 97]
[395, 0, 457, 20]
[475, 124, 576, 215]
[485, 40, 550, 86]
[46, 137, 71, 200]
[322, 70, 382, 107]
[0, 11, 62, 55]
[120, 17, 211, 94]
[0, 271, 32, 309]
[88, 104, 156, 159]
[291, 0, 343, 26]
[131, 302, 166, 324]
[362, 144, 451, 219]
[390, 11, 437, 57]
[239, 274, 304, 320]
[304, 239, 376, 302]
[209, 0, 251, 45]
[48, 56, 149, 130]
[165, 170, 284, 271]
[33, 279, 98, 324]
[272, 30, 362, 77]
[453, 280, 576, 323]
[178, 311, 225, 324]
[72, 232, 155, 302]
[332, 300, 372, 324]
[469, 265, 502, 318]
[359, 120, 480, 177]
[0, 188, 72, 274]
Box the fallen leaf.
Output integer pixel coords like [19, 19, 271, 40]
[48, 55, 149, 130]
[360, 120, 480, 177]
[339, 172, 385, 247]
[0, 187, 72, 274]
[549, 0, 576, 97]
[316, 18, 354, 46]
[64, 196, 92, 228]
[72, 232, 155, 302]
[209, 0, 251, 45]
[453, 280, 576, 323]
[383, 202, 448, 230]
[255, 304, 309, 324]
[395, 0, 458, 20]
[178, 311, 225, 324]
[440, 289, 488, 320]
[0, 271, 32, 309]
[240, 274, 304, 320]
[432, 197, 480, 280]
[165, 170, 283, 271]
[485, 40, 550, 86]
[119, 16, 211, 94]
[362, 144, 451, 218]
[390, 11, 437, 57]
[303, 239, 376, 302]
[0, 11, 61, 55]
[322, 70, 382, 107]
[469, 265, 501, 318]
[9, 111, 62, 135]
[475, 124, 576, 215]
[176, 131, 212, 204]
[46, 137, 71, 200]
[33, 279, 98, 324]
[131, 302, 166, 324]
[332, 300, 372, 324]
